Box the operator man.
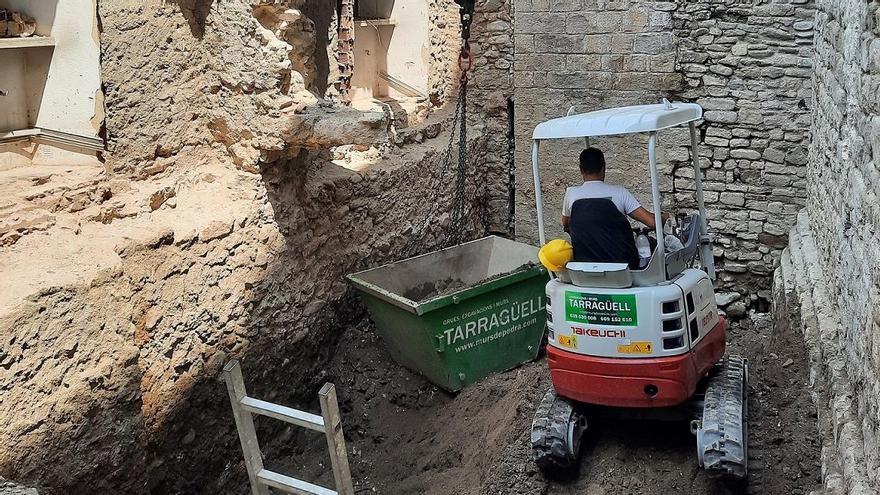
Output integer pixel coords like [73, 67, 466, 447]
[561, 147, 663, 268]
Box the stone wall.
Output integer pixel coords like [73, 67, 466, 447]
[470, 0, 516, 233]
[671, 0, 815, 308]
[0, 1, 513, 493]
[779, 0, 880, 492]
[514, 0, 683, 246]
[776, 214, 876, 495]
[513, 0, 816, 313]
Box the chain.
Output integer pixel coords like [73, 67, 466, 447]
[446, 76, 470, 246]
[404, 1, 482, 255]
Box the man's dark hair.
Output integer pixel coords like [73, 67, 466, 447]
[579, 148, 606, 175]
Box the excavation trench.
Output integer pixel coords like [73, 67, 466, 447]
[243, 308, 822, 495]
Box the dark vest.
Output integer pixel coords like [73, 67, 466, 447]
[569, 198, 639, 269]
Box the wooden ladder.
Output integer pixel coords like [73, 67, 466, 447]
[223, 360, 355, 495]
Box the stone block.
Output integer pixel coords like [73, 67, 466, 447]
[730, 149, 761, 160]
[702, 74, 729, 86]
[550, 0, 582, 12]
[704, 110, 739, 124]
[535, 33, 587, 53]
[649, 11, 672, 29]
[517, 53, 566, 71]
[567, 54, 603, 71]
[763, 148, 786, 163]
[515, 34, 535, 53]
[698, 98, 736, 111]
[517, 12, 567, 34]
[532, 0, 551, 10]
[720, 192, 746, 206]
[609, 33, 634, 54]
[633, 33, 666, 54]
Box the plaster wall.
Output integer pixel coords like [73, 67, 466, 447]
[385, 0, 431, 97]
[352, 0, 433, 101]
[1, 0, 101, 137]
[0, 50, 28, 132]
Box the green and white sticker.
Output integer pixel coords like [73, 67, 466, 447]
[565, 292, 638, 326]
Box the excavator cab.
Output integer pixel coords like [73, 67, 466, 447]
[529, 101, 749, 480]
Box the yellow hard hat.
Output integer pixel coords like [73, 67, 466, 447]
[539, 239, 573, 272]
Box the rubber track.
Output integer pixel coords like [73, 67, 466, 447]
[698, 355, 748, 479]
[531, 388, 577, 471]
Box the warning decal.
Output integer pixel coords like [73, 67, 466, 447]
[617, 341, 653, 355]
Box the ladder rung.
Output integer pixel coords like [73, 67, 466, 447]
[257, 469, 337, 495]
[241, 397, 325, 432]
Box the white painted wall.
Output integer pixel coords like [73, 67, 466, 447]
[1, 0, 101, 136]
[351, 0, 429, 101]
[385, 0, 429, 96]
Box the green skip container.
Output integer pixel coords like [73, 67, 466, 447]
[346, 236, 549, 392]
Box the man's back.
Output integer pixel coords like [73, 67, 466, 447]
[563, 181, 641, 218]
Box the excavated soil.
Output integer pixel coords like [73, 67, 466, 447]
[403, 278, 469, 302]
[263, 311, 821, 495]
[403, 263, 540, 302]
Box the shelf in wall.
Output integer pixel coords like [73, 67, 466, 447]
[0, 128, 104, 151]
[0, 36, 55, 50]
[356, 19, 396, 27]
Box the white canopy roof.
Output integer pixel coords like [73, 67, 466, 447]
[532, 102, 703, 140]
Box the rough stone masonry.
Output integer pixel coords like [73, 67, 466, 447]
[775, 0, 880, 493]
[514, 0, 816, 316]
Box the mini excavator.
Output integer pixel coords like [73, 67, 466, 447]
[530, 103, 749, 479]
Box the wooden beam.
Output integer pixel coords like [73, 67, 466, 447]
[319, 384, 355, 495]
[223, 360, 270, 495]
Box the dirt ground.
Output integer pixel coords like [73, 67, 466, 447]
[261, 309, 821, 495]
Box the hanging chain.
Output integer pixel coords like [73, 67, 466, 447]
[405, 1, 482, 255]
[446, 76, 470, 246]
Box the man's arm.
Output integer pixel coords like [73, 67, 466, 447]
[561, 188, 571, 231]
[630, 207, 658, 229]
[629, 207, 670, 229]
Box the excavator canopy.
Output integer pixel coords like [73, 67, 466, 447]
[532, 102, 703, 140]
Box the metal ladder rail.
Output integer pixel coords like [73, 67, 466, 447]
[223, 360, 355, 495]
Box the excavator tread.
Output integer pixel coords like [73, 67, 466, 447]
[531, 388, 580, 471]
[698, 354, 749, 480]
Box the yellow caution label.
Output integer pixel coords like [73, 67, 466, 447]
[558, 334, 577, 349]
[617, 341, 654, 355]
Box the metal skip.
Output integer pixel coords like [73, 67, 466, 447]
[347, 236, 549, 392]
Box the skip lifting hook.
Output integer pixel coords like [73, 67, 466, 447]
[454, 0, 476, 41]
[454, 0, 476, 77]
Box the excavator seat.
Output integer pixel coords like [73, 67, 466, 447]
[568, 198, 639, 269]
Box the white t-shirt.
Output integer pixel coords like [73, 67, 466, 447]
[562, 181, 641, 217]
